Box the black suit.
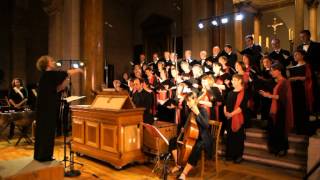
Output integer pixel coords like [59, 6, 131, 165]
[132, 89, 154, 124]
[241, 44, 262, 69]
[297, 41, 320, 71]
[269, 49, 292, 67]
[222, 51, 238, 68]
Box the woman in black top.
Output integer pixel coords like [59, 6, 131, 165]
[7, 78, 28, 139]
[34, 55, 82, 162]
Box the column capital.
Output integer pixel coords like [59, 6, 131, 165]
[254, 11, 263, 19]
[306, 0, 319, 8]
[41, 0, 63, 16]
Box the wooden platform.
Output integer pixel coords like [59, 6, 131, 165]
[0, 156, 64, 180]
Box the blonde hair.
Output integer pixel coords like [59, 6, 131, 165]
[36, 55, 52, 72]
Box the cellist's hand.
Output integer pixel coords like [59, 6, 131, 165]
[190, 105, 200, 115]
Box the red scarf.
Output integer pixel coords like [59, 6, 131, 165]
[270, 78, 294, 134]
[270, 79, 282, 118]
[305, 64, 314, 112]
[231, 89, 244, 132]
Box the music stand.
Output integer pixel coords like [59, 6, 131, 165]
[143, 123, 171, 180]
[60, 95, 85, 177]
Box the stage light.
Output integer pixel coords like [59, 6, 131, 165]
[72, 63, 80, 69]
[235, 14, 244, 21]
[211, 20, 218, 26]
[221, 18, 228, 24]
[56, 62, 62, 67]
[198, 22, 204, 29]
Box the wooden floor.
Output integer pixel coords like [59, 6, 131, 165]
[0, 137, 303, 180]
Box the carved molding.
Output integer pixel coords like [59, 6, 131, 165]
[41, 0, 63, 16]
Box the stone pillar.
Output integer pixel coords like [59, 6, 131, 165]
[212, 0, 224, 47]
[294, 0, 304, 46]
[62, 0, 82, 96]
[253, 13, 261, 44]
[44, 0, 64, 59]
[308, 1, 319, 41]
[82, 0, 104, 103]
[233, 5, 243, 52]
[182, 0, 213, 55]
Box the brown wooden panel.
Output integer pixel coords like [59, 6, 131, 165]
[101, 123, 117, 153]
[123, 125, 141, 152]
[85, 121, 100, 148]
[72, 118, 84, 144]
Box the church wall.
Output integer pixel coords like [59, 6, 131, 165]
[103, 1, 134, 80]
[261, 5, 295, 52]
[183, 0, 213, 57]
[0, 0, 48, 92]
[0, 0, 12, 91]
[132, 0, 182, 47]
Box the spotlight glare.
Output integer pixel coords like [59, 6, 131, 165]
[56, 62, 62, 67]
[235, 14, 244, 21]
[72, 63, 79, 69]
[221, 18, 228, 24]
[198, 22, 204, 29]
[211, 20, 218, 26]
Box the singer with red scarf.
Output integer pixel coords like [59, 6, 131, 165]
[259, 63, 294, 156]
[224, 74, 249, 163]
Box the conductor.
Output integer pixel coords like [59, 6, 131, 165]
[34, 55, 83, 162]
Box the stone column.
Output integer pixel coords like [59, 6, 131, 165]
[253, 13, 261, 44]
[182, 0, 213, 55]
[82, 0, 104, 103]
[233, 5, 243, 52]
[62, 0, 82, 96]
[308, 0, 319, 41]
[43, 0, 64, 59]
[294, 0, 304, 46]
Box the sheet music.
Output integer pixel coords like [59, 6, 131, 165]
[64, 96, 86, 103]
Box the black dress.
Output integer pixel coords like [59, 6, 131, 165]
[288, 64, 308, 134]
[225, 90, 249, 160]
[34, 70, 68, 161]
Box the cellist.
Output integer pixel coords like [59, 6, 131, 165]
[170, 91, 213, 180]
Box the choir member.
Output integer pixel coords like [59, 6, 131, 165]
[210, 46, 221, 63]
[259, 63, 293, 156]
[222, 44, 238, 68]
[132, 78, 154, 124]
[224, 74, 249, 163]
[288, 50, 314, 134]
[297, 30, 320, 114]
[7, 78, 28, 139]
[269, 38, 292, 67]
[257, 56, 276, 122]
[241, 35, 262, 69]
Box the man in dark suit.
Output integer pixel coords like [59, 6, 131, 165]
[297, 30, 320, 72]
[132, 78, 154, 124]
[269, 38, 292, 67]
[209, 46, 221, 63]
[241, 35, 262, 69]
[297, 30, 320, 115]
[222, 44, 238, 68]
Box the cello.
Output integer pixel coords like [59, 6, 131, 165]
[177, 111, 199, 165]
[176, 91, 205, 166]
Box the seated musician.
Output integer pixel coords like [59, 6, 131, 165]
[170, 91, 213, 180]
[132, 78, 154, 124]
[7, 78, 28, 139]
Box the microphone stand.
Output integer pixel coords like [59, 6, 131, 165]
[60, 87, 83, 177]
